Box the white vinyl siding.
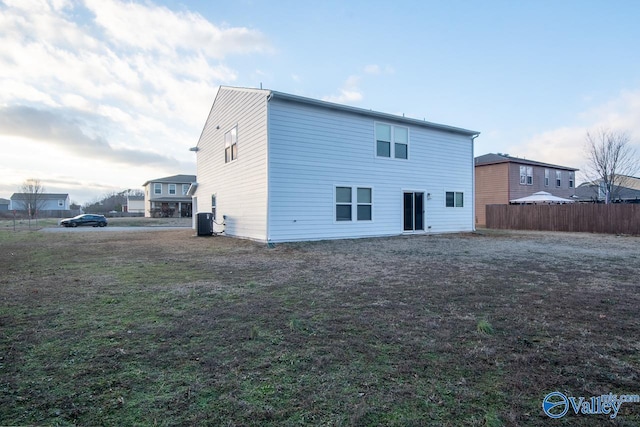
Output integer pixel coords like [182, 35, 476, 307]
[267, 98, 473, 241]
[194, 88, 269, 240]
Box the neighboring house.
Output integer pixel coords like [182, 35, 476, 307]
[143, 175, 196, 217]
[475, 153, 578, 226]
[191, 86, 480, 243]
[125, 195, 145, 214]
[575, 175, 640, 203]
[10, 193, 70, 216]
[0, 198, 9, 211]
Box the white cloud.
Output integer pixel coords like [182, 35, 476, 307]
[84, 0, 272, 59]
[506, 89, 640, 179]
[0, 0, 274, 202]
[364, 64, 395, 75]
[364, 64, 380, 74]
[323, 75, 363, 104]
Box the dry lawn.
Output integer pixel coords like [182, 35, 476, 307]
[1, 227, 639, 426]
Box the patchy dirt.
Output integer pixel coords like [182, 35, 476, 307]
[1, 228, 639, 426]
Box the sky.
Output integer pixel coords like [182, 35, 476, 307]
[2, 0, 640, 205]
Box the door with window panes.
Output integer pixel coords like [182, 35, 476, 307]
[403, 192, 424, 231]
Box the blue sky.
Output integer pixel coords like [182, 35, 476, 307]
[1, 0, 639, 204]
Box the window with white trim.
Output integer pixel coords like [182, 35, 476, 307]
[446, 192, 464, 207]
[169, 184, 176, 195]
[357, 188, 372, 221]
[544, 169, 549, 186]
[335, 187, 352, 221]
[225, 126, 238, 163]
[375, 123, 408, 159]
[556, 171, 562, 187]
[182, 184, 190, 195]
[569, 172, 574, 188]
[154, 183, 161, 195]
[336, 186, 373, 221]
[211, 194, 217, 221]
[520, 166, 533, 185]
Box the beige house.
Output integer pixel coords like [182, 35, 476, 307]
[143, 174, 196, 218]
[475, 153, 578, 226]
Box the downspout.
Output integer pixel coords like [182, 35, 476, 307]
[265, 92, 272, 243]
[471, 133, 480, 232]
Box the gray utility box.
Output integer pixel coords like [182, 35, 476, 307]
[196, 212, 214, 236]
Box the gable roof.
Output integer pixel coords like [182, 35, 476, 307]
[10, 193, 69, 200]
[142, 174, 196, 186]
[214, 86, 480, 138]
[475, 153, 578, 171]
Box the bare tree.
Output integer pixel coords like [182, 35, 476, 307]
[18, 178, 47, 217]
[583, 129, 639, 204]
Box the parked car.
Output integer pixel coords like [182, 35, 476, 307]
[60, 214, 108, 227]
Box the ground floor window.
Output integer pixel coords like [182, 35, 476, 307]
[446, 192, 464, 207]
[336, 186, 372, 222]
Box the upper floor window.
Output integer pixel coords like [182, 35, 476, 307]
[225, 126, 238, 163]
[556, 171, 562, 187]
[375, 123, 408, 159]
[154, 183, 162, 195]
[569, 172, 574, 188]
[544, 169, 549, 186]
[169, 184, 176, 195]
[520, 166, 533, 185]
[182, 184, 190, 195]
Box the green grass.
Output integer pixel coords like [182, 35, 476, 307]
[1, 229, 639, 426]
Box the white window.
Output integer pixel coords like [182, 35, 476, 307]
[182, 184, 190, 195]
[569, 172, 574, 188]
[375, 123, 408, 159]
[446, 192, 464, 207]
[335, 186, 373, 221]
[168, 184, 176, 195]
[154, 183, 161, 195]
[335, 187, 352, 221]
[544, 169, 549, 186]
[225, 126, 238, 163]
[357, 188, 372, 221]
[211, 194, 217, 221]
[520, 166, 533, 185]
[556, 171, 562, 187]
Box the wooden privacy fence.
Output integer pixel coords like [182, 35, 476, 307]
[486, 204, 640, 235]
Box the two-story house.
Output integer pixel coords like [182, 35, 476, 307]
[142, 174, 196, 218]
[191, 86, 480, 242]
[474, 153, 579, 226]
